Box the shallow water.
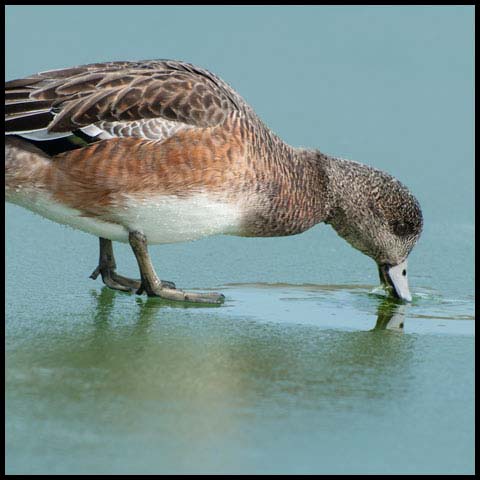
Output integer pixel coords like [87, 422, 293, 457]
[5, 205, 475, 475]
[6, 5, 474, 475]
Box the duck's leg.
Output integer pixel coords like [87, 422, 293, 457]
[90, 237, 175, 292]
[128, 231, 225, 304]
[89, 237, 141, 292]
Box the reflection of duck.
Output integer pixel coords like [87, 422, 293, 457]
[92, 283, 407, 334]
[373, 298, 406, 332]
[90, 287, 163, 340]
[86, 287, 413, 406]
[6, 60, 422, 304]
[89, 286, 221, 344]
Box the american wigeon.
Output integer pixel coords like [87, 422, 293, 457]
[5, 60, 423, 304]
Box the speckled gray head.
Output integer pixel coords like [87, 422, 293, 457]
[323, 155, 423, 302]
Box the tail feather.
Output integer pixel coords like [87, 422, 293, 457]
[5, 88, 34, 101]
[5, 111, 54, 134]
[5, 75, 99, 142]
[5, 99, 52, 116]
[5, 76, 44, 89]
[5, 75, 56, 135]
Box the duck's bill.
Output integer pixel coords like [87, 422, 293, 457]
[378, 260, 412, 302]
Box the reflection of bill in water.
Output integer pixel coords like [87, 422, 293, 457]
[373, 299, 407, 332]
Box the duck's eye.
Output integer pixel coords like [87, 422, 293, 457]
[402, 269, 407, 276]
[391, 220, 413, 236]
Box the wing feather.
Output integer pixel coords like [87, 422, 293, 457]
[5, 59, 253, 141]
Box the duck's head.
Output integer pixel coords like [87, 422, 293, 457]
[324, 157, 423, 302]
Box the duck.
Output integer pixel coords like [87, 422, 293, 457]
[5, 59, 423, 304]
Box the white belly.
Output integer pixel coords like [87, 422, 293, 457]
[119, 193, 244, 243]
[7, 191, 244, 244]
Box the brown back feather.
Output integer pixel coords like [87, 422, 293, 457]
[5, 60, 256, 136]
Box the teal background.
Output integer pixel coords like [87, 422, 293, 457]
[5, 5, 475, 475]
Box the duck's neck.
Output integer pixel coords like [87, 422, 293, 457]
[242, 138, 336, 236]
